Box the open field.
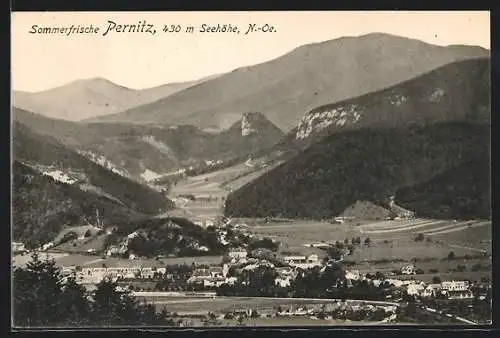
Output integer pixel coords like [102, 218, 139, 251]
[52, 225, 101, 243]
[198, 317, 382, 326]
[221, 162, 283, 192]
[167, 162, 275, 219]
[171, 163, 252, 198]
[137, 296, 397, 314]
[12, 252, 70, 267]
[246, 219, 491, 270]
[55, 234, 108, 253]
[13, 252, 222, 268]
[84, 255, 223, 268]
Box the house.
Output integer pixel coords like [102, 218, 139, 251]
[194, 220, 204, 227]
[140, 268, 155, 279]
[203, 277, 226, 287]
[444, 290, 474, 300]
[284, 254, 321, 269]
[42, 242, 54, 251]
[345, 270, 360, 281]
[12, 242, 26, 253]
[441, 280, 469, 291]
[224, 276, 238, 285]
[276, 267, 294, 276]
[62, 267, 76, 276]
[406, 283, 425, 296]
[385, 279, 404, 288]
[187, 268, 212, 283]
[422, 284, 441, 298]
[401, 264, 416, 275]
[228, 248, 248, 260]
[209, 266, 224, 278]
[275, 276, 292, 288]
[242, 263, 259, 271]
[309, 242, 331, 249]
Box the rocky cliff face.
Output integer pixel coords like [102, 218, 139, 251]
[293, 58, 489, 142]
[296, 103, 363, 139]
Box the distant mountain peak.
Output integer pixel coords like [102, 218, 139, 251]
[240, 112, 267, 136]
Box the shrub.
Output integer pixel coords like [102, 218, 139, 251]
[414, 233, 425, 242]
[471, 263, 482, 272]
[447, 251, 456, 260]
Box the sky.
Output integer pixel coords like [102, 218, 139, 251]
[11, 11, 490, 92]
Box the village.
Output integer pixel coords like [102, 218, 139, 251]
[12, 190, 494, 328]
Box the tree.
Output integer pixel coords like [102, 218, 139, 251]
[347, 245, 355, 255]
[13, 252, 64, 326]
[432, 276, 441, 284]
[237, 315, 245, 326]
[326, 245, 343, 261]
[364, 237, 371, 246]
[447, 251, 456, 260]
[60, 276, 91, 326]
[12, 253, 176, 327]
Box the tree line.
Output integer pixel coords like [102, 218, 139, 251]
[13, 252, 176, 327]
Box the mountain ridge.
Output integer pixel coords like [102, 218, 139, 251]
[224, 122, 489, 220]
[12, 73, 222, 121]
[89, 33, 489, 131]
[12, 107, 284, 180]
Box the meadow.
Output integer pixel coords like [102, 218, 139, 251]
[139, 296, 396, 315]
[13, 252, 223, 268]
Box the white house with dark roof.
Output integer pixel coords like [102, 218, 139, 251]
[441, 280, 469, 292]
[401, 264, 416, 275]
[228, 247, 248, 260]
[284, 254, 321, 269]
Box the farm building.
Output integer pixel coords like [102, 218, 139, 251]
[12, 242, 26, 253]
[443, 290, 474, 300]
[284, 254, 321, 269]
[400, 264, 416, 275]
[441, 280, 470, 291]
[228, 247, 248, 260]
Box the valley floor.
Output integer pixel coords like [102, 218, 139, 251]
[13, 162, 492, 327]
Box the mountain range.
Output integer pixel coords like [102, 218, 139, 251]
[13, 108, 284, 181]
[88, 33, 489, 131]
[11, 32, 491, 247]
[224, 57, 490, 220]
[12, 74, 221, 121]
